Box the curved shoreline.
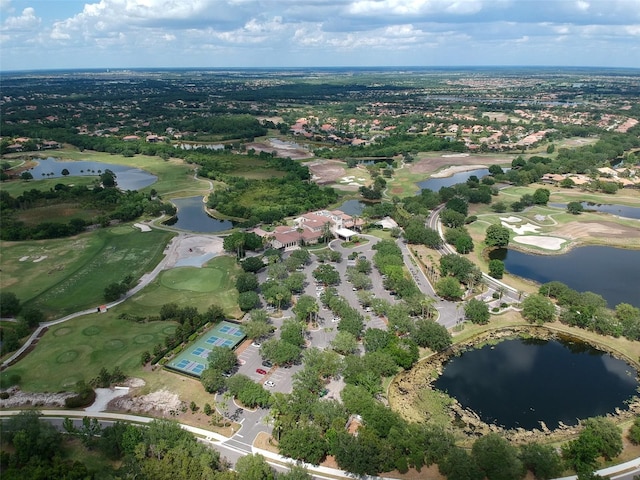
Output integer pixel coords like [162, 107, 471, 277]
[389, 324, 640, 445]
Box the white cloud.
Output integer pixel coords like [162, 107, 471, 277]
[1, 6, 40, 32]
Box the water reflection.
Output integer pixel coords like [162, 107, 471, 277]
[417, 168, 490, 191]
[166, 196, 234, 233]
[28, 157, 156, 191]
[434, 338, 638, 430]
[490, 246, 640, 308]
[549, 202, 640, 220]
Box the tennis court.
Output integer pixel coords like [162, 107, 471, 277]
[167, 320, 246, 378]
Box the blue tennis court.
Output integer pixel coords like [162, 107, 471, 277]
[168, 320, 246, 378]
[192, 347, 211, 358]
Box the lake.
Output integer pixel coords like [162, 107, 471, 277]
[417, 168, 491, 191]
[549, 202, 640, 220]
[165, 196, 234, 232]
[28, 157, 156, 191]
[434, 337, 639, 430]
[490, 246, 640, 308]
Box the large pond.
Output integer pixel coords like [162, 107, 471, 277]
[417, 168, 491, 191]
[490, 246, 640, 308]
[549, 202, 640, 220]
[165, 196, 234, 232]
[27, 157, 157, 191]
[434, 337, 639, 430]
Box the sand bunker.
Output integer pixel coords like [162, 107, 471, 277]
[19, 256, 29, 262]
[431, 164, 487, 178]
[514, 236, 566, 250]
[500, 216, 522, 223]
[134, 222, 152, 232]
[33, 256, 47, 263]
[502, 221, 540, 235]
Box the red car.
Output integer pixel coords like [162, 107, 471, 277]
[256, 368, 267, 375]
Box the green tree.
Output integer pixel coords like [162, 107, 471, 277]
[533, 188, 551, 205]
[238, 291, 260, 311]
[280, 318, 305, 347]
[278, 425, 327, 465]
[235, 453, 276, 480]
[242, 256, 265, 272]
[331, 330, 358, 355]
[485, 224, 511, 248]
[455, 234, 474, 254]
[440, 208, 467, 228]
[519, 442, 564, 480]
[522, 294, 555, 323]
[412, 318, 452, 351]
[312, 264, 340, 286]
[465, 299, 490, 324]
[207, 346, 237, 373]
[472, 433, 525, 480]
[236, 272, 259, 292]
[293, 294, 318, 323]
[439, 446, 484, 480]
[628, 416, 640, 445]
[200, 368, 225, 393]
[435, 276, 463, 300]
[0, 291, 21, 317]
[489, 259, 505, 279]
[567, 201, 584, 215]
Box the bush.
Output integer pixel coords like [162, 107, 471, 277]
[0, 373, 21, 389]
[65, 382, 96, 409]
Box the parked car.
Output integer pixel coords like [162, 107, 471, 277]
[261, 360, 273, 368]
[264, 380, 275, 388]
[256, 368, 267, 375]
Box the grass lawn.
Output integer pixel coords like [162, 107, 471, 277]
[3, 313, 177, 392]
[3, 254, 242, 392]
[0, 176, 97, 197]
[0, 226, 174, 319]
[115, 255, 243, 320]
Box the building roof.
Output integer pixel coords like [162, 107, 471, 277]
[335, 228, 357, 239]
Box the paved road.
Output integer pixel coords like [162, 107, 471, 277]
[426, 204, 522, 306]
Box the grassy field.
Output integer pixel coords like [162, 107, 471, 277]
[117, 255, 243, 319]
[0, 226, 174, 319]
[3, 313, 177, 392]
[3, 254, 242, 392]
[0, 175, 97, 197]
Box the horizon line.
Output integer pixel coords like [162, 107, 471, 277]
[2, 65, 640, 75]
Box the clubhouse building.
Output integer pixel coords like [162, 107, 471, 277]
[250, 209, 364, 250]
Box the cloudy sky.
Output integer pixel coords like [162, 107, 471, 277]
[1, 0, 639, 71]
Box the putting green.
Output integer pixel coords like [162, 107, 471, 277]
[83, 326, 101, 336]
[54, 327, 73, 336]
[57, 350, 79, 364]
[104, 339, 125, 350]
[134, 333, 155, 344]
[163, 326, 177, 335]
[160, 267, 222, 292]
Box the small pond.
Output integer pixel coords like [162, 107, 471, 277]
[165, 196, 234, 233]
[490, 246, 640, 308]
[434, 337, 639, 430]
[27, 157, 157, 191]
[337, 199, 366, 216]
[417, 168, 491, 191]
[549, 202, 640, 220]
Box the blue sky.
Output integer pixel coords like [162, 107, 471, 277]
[1, 0, 639, 71]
